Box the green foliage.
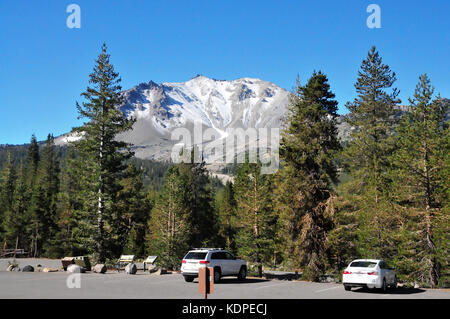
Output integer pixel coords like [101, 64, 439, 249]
[275, 71, 340, 281]
[72, 43, 135, 262]
[343, 46, 400, 202]
[389, 74, 449, 287]
[146, 165, 191, 269]
[234, 160, 277, 277]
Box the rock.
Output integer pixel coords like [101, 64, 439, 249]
[155, 268, 168, 275]
[67, 264, 85, 273]
[43, 267, 59, 273]
[6, 264, 20, 272]
[148, 265, 159, 273]
[397, 282, 404, 288]
[125, 263, 137, 275]
[414, 283, 420, 289]
[93, 264, 107, 274]
[22, 265, 34, 272]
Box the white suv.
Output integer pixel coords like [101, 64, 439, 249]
[181, 248, 247, 283]
[342, 259, 397, 292]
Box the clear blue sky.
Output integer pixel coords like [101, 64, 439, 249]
[0, 0, 449, 144]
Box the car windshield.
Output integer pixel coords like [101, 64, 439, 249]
[185, 252, 207, 260]
[349, 261, 377, 268]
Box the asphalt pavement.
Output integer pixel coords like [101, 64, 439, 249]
[0, 270, 448, 299]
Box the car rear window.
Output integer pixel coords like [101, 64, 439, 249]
[185, 252, 207, 260]
[350, 261, 377, 268]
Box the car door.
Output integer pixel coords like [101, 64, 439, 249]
[212, 252, 229, 275]
[225, 252, 239, 274]
[379, 261, 393, 284]
[383, 261, 394, 284]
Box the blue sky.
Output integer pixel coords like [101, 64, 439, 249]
[0, 0, 449, 144]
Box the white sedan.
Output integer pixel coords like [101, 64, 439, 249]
[342, 259, 397, 292]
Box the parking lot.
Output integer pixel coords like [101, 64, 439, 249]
[0, 258, 448, 299]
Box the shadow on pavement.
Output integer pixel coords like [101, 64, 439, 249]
[351, 287, 426, 295]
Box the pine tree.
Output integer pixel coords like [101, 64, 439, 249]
[24, 135, 61, 257]
[54, 147, 81, 256]
[73, 43, 135, 262]
[114, 162, 149, 257]
[390, 74, 449, 287]
[234, 160, 276, 277]
[178, 152, 217, 248]
[0, 152, 17, 247]
[24, 134, 40, 189]
[217, 181, 237, 253]
[344, 46, 400, 202]
[147, 166, 191, 269]
[275, 71, 340, 281]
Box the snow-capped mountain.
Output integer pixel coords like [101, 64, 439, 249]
[55, 75, 354, 164]
[57, 75, 291, 161]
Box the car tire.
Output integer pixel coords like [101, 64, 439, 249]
[214, 268, 221, 283]
[381, 278, 387, 293]
[184, 276, 194, 282]
[237, 266, 247, 281]
[344, 285, 351, 291]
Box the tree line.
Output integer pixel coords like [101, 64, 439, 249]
[0, 45, 448, 287]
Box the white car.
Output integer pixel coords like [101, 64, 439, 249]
[342, 259, 397, 292]
[181, 248, 247, 283]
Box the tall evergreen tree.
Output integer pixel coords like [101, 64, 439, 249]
[73, 43, 135, 262]
[234, 160, 277, 277]
[275, 71, 340, 281]
[147, 166, 191, 269]
[26, 135, 61, 257]
[390, 74, 449, 287]
[25, 135, 40, 181]
[344, 46, 400, 202]
[178, 152, 217, 248]
[1, 152, 17, 247]
[114, 162, 149, 257]
[217, 181, 237, 253]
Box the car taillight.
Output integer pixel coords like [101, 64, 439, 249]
[343, 270, 352, 274]
[367, 271, 378, 275]
[199, 260, 210, 264]
[182, 260, 186, 263]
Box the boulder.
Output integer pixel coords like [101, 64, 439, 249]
[22, 265, 34, 272]
[414, 283, 420, 289]
[67, 264, 85, 273]
[93, 264, 107, 274]
[148, 265, 159, 273]
[125, 263, 137, 275]
[42, 267, 59, 273]
[155, 268, 168, 275]
[6, 264, 20, 272]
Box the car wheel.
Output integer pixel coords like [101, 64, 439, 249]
[381, 278, 387, 293]
[344, 285, 351, 291]
[184, 276, 194, 282]
[214, 268, 221, 283]
[237, 266, 247, 281]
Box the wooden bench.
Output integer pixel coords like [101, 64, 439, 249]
[116, 255, 135, 272]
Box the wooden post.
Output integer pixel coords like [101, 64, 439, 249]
[198, 267, 214, 299]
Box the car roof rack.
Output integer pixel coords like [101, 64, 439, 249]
[192, 248, 224, 251]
